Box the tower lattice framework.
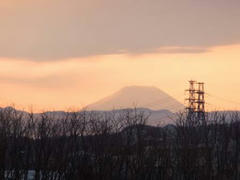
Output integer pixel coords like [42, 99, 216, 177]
[185, 80, 205, 121]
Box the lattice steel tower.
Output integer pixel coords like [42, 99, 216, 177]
[185, 80, 205, 121]
[196, 82, 205, 121]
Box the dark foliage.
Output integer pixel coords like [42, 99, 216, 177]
[0, 108, 239, 180]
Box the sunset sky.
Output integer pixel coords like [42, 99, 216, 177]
[0, 0, 240, 111]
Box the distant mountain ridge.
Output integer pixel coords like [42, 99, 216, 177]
[1, 106, 240, 126]
[0, 86, 184, 125]
[0, 106, 176, 126]
[86, 86, 184, 112]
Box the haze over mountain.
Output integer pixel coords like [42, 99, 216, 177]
[86, 86, 184, 112]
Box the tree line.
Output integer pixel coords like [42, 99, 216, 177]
[0, 107, 239, 180]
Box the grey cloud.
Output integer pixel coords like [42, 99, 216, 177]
[127, 47, 209, 55]
[0, 0, 240, 60]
